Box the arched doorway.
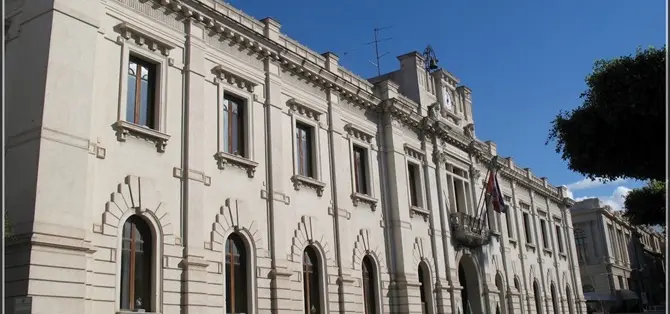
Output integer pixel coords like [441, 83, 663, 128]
[495, 273, 506, 314]
[303, 246, 322, 314]
[120, 215, 154, 312]
[533, 281, 542, 314]
[550, 283, 559, 314]
[458, 255, 483, 314]
[224, 233, 249, 314]
[362, 256, 378, 314]
[566, 286, 575, 314]
[418, 261, 433, 314]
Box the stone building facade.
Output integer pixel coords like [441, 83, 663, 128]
[571, 199, 666, 312]
[5, 0, 587, 314]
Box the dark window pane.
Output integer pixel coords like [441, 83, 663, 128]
[362, 257, 376, 314]
[354, 146, 368, 194]
[296, 123, 314, 178]
[303, 247, 320, 314]
[119, 215, 153, 311]
[408, 164, 419, 207]
[225, 234, 247, 314]
[126, 75, 137, 122]
[127, 56, 156, 129]
[223, 94, 246, 157]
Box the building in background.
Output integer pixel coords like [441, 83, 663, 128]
[5, 0, 587, 313]
[571, 198, 666, 313]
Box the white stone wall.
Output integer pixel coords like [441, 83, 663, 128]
[5, 1, 586, 314]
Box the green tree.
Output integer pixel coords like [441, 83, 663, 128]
[548, 46, 666, 226]
[5, 212, 12, 238]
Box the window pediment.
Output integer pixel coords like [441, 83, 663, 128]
[116, 22, 175, 56]
[403, 144, 425, 161]
[213, 65, 258, 92]
[287, 98, 324, 122]
[344, 123, 375, 144]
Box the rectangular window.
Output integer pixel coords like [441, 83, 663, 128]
[353, 145, 369, 195]
[222, 93, 246, 157]
[407, 163, 421, 207]
[522, 212, 532, 244]
[555, 225, 564, 253]
[126, 55, 157, 129]
[447, 167, 471, 214]
[540, 220, 549, 249]
[575, 228, 588, 263]
[296, 122, 314, 178]
[618, 276, 625, 289]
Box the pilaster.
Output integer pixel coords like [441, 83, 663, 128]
[182, 19, 210, 314]
[261, 17, 295, 314]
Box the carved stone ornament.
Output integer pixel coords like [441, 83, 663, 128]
[469, 164, 481, 181]
[428, 102, 441, 119]
[464, 123, 475, 139]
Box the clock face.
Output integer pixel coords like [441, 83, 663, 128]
[443, 87, 454, 111]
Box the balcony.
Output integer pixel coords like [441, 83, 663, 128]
[449, 212, 490, 248]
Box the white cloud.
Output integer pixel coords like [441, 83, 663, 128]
[565, 177, 626, 191]
[574, 186, 632, 211]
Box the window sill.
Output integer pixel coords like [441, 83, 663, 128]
[559, 252, 567, 259]
[525, 243, 536, 251]
[351, 192, 378, 211]
[214, 151, 258, 178]
[114, 120, 170, 152]
[117, 311, 158, 314]
[291, 174, 326, 197]
[543, 248, 553, 256]
[410, 206, 430, 221]
[509, 238, 518, 245]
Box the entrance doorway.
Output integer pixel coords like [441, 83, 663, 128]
[458, 256, 483, 314]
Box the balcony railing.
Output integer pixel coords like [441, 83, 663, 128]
[449, 212, 490, 248]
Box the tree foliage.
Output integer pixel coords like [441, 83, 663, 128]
[5, 212, 12, 238]
[623, 180, 666, 226]
[548, 46, 666, 226]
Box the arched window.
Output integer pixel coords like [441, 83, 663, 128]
[120, 215, 153, 311]
[225, 233, 247, 314]
[566, 286, 575, 314]
[533, 281, 542, 314]
[418, 262, 432, 314]
[550, 284, 559, 314]
[582, 284, 595, 292]
[362, 256, 377, 314]
[303, 246, 321, 314]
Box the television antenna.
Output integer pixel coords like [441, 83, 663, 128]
[365, 26, 393, 76]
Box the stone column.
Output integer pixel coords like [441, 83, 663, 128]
[5, 1, 100, 313]
[181, 19, 210, 314]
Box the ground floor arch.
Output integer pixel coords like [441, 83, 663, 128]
[458, 255, 483, 314]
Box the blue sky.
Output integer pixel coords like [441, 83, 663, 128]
[228, 0, 666, 209]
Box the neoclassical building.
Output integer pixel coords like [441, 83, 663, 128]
[571, 198, 666, 312]
[5, 0, 587, 314]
